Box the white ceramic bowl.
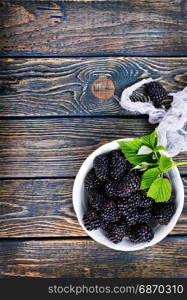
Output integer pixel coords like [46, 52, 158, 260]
[73, 139, 184, 251]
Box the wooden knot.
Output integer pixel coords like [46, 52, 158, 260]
[91, 78, 115, 100]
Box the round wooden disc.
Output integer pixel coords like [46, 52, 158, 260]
[91, 77, 115, 100]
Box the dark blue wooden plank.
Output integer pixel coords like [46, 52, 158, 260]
[0, 237, 186, 277]
[0, 0, 186, 56]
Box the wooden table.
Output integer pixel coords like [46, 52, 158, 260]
[0, 0, 187, 278]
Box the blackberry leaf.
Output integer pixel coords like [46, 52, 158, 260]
[141, 130, 158, 149]
[147, 177, 172, 202]
[140, 167, 161, 190]
[159, 155, 173, 173]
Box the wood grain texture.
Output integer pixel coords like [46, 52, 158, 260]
[0, 117, 186, 178]
[0, 0, 186, 56]
[0, 177, 186, 238]
[0, 57, 187, 116]
[0, 178, 83, 237]
[0, 237, 186, 278]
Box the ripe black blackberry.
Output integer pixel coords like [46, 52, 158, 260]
[83, 208, 101, 231]
[100, 221, 114, 233]
[110, 150, 131, 180]
[129, 223, 154, 243]
[116, 172, 141, 197]
[88, 191, 106, 211]
[117, 199, 129, 212]
[139, 209, 152, 223]
[154, 202, 176, 225]
[101, 200, 119, 223]
[128, 191, 142, 207]
[145, 81, 168, 108]
[125, 209, 139, 226]
[138, 191, 154, 208]
[117, 200, 135, 219]
[85, 169, 102, 191]
[117, 192, 141, 216]
[107, 222, 127, 244]
[93, 153, 110, 181]
[105, 180, 118, 197]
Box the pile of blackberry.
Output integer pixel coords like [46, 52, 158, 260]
[83, 150, 176, 244]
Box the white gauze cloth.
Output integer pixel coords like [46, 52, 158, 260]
[120, 78, 187, 157]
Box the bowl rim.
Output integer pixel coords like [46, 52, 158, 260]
[73, 138, 184, 251]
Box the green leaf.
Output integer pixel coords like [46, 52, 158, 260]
[140, 167, 161, 189]
[147, 177, 172, 202]
[118, 139, 141, 163]
[159, 155, 173, 173]
[118, 140, 154, 165]
[155, 145, 168, 152]
[118, 139, 157, 165]
[141, 130, 158, 149]
[137, 145, 153, 155]
[118, 139, 142, 153]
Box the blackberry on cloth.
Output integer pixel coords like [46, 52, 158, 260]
[145, 81, 168, 108]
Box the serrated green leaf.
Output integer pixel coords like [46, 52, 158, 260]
[159, 155, 173, 173]
[118, 140, 154, 165]
[141, 130, 158, 149]
[140, 167, 161, 189]
[147, 177, 172, 202]
[118, 139, 142, 152]
[155, 145, 168, 152]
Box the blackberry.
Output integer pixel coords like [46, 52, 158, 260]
[85, 169, 102, 191]
[139, 191, 154, 208]
[129, 223, 154, 243]
[145, 81, 168, 108]
[154, 202, 176, 225]
[116, 173, 141, 197]
[83, 208, 101, 231]
[110, 150, 131, 180]
[117, 199, 129, 212]
[117, 199, 136, 218]
[139, 209, 152, 223]
[88, 191, 106, 211]
[105, 180, 118, 197]
[93, 153, 110, 181]
[117, 192, 141, 214]
[128, 191, 142, 207]
[101, 200, 119, 223]
[125, 209, 139, 226]
[107, 222, 127, 244]
[100, 222, 114, 233]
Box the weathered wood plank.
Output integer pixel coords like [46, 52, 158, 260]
[0, 178, 84, 237]
[0, 237, 186, 278]
[0, 1, 186, 56]
[0, 117, 186, 177]
[0, 57, 187, 116]
[0, 178, 186, 238]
